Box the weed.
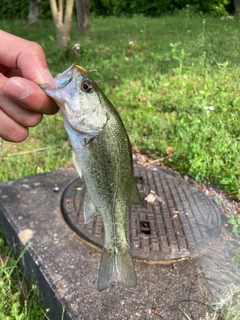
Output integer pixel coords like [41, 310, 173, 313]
[216, 286, 240, 320]
[0, 232, 48, 319]
[230, 247, 240, 268]
[228, 213, 240, 235]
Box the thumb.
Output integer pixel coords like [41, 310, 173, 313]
[0, 30, 53, 84]
[17, 43, 54, 84]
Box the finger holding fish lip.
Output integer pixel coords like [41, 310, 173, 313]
[0, 31, 59, 142]
[0, 90, 43, 128]
[0, 74, 56, 142]
[3, 76, 57, 115]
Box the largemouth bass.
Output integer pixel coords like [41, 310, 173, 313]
[41, 64, 143, 291]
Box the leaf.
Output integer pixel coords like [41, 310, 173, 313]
[144, 190, 164, 204]
[166, 146, 174, 155]
[232, 225, 240, 234]
[229, 213, 236, 219]
[140, 96, 147, 102]
[214, 198, 221, 204]
[228, 219, 236, 225]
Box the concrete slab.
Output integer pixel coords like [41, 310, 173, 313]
[0, 168, 240, 320]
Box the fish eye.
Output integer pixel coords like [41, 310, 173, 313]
[81, 80, 93, 93]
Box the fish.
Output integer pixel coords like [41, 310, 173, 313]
[40, 64, 143, 291]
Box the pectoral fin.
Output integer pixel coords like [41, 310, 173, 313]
[84, 190, 99, 224]
[72, 150, 82, 178]
[130, 181, 144, 206]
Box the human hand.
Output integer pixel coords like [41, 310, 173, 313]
[0, 30, 56, 142]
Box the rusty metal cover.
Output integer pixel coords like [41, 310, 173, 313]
[61, 165, 222, 262]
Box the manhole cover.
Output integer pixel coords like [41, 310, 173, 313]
[61, 165, 222, 262]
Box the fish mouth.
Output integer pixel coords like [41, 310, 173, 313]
[40, 64, 80, 101]
[40, 64, 89, 94]
[39, 64, 92, 110]
[39, 82, 62, 101]
[40, 64, 75, 88]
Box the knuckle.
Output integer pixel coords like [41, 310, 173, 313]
[25, 112, 43, 128]
[28, 41, 44, 55]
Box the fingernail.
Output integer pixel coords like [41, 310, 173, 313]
[41, 68, 54, 83]
[4, 79, 29, 100]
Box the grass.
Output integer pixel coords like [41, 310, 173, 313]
[0, 15, 239, 200]
[0, 231, 48, 319]
[0, 14, 239, 318]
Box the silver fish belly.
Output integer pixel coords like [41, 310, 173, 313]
[40, 64, 143, 291]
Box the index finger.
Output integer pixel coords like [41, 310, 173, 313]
[0, 30, 53, 84]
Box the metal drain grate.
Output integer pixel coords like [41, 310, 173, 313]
[61, 165, 222, 262]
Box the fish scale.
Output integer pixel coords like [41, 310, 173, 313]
[40, 64, 143, 291]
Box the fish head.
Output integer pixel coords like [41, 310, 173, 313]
[40, 64, 108, 136]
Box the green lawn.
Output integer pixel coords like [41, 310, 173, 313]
[0, 15, 239, 318]
[0, 15, 239, 200]
[0, 231, 48, 319]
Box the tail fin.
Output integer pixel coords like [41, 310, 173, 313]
[98, 244, 137, 292]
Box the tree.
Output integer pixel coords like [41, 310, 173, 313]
[75, 0, 91, 31]
[28, 0, 41, 24]
[234, 0, 240, 15]
[49, 0, 75, 49]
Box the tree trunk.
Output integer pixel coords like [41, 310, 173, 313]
[75, 0, 90, 32]
[28, 0, 41, 25]
[49, 0, 75, 50]
[56, 25, 71, 49]
[234, 0, 240, 15]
